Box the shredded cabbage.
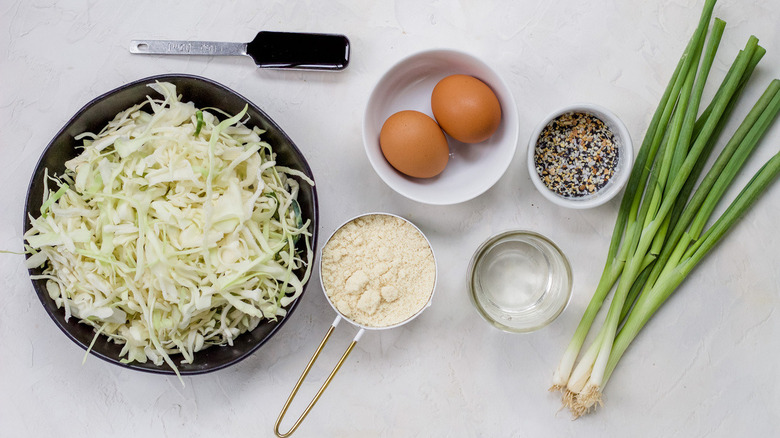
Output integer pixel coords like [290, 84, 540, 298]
[24, 82, 314, 376]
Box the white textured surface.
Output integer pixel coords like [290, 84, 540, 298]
[2, 0, 779, 437]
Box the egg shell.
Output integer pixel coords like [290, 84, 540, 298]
[431, 74, 502, 144]
[379, 110, 449, 179]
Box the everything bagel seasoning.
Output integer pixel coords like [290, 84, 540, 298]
[534, 112, 619, 198]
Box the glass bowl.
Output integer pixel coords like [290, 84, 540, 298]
[468, 230, 572, 333]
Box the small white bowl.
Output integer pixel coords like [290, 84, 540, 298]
[363, 49, 519, 205]
[527, 104, 633, 209]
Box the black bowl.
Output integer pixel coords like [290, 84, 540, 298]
[24, 74, 318, 375]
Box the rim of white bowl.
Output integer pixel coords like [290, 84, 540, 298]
[526, 103, 633, 209]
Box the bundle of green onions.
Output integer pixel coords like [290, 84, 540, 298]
[551, 0, 780, 417]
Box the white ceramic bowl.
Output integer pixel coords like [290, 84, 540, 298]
[363, 49, 519, 205]
[527, 103, 633, 209]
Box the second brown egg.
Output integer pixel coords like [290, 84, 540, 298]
[431, 74, 502, 144]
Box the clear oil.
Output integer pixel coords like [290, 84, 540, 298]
[469, 231, 572, 332]
[476, 239, 551, 313]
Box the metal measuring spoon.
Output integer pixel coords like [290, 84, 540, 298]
[130, 31, 349, 71]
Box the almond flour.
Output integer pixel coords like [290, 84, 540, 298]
[321, 214, 436, 328]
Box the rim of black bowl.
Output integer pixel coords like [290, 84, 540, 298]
[23, 73, 319, 376]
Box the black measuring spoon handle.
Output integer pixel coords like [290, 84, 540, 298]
[248, 31, 350, 70]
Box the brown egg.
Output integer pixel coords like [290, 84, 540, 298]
[431, 74, 502, 143]
[379, 110, 449, 178]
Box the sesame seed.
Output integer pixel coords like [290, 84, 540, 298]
[534, 112, 619, 198]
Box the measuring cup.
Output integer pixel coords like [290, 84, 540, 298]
[274, 213, 437, 437]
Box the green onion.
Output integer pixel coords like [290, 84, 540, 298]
[551, 0, 780, 417]
[550, 17, 701, 393]
[605, 149, 780, 385]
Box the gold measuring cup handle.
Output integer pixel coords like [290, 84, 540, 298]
[274, 315, 365, 437]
